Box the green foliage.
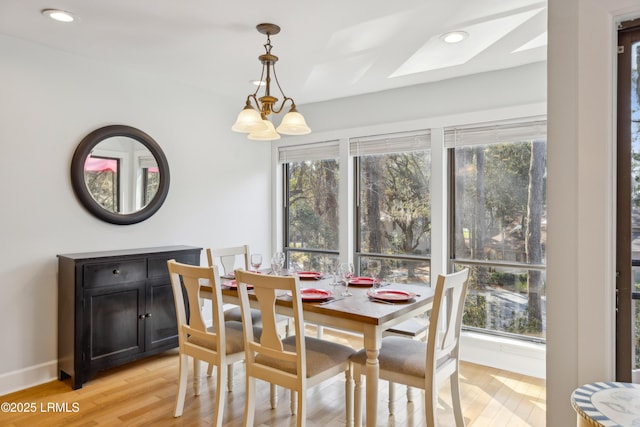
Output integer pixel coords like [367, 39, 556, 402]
[455, 142, 541, 257]
[85, 170, 117, 212]
[488, 271, 528, 292]
[360, 152, 431, 255]
[287, 160, 339, 251]
[463, 294, 487, 328]
[484, 144, 531, 233]
[506, 307, 543, 336]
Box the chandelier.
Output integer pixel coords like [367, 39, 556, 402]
[231, 23, 311, 140]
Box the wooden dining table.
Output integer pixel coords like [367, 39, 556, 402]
[204, 275, 434, 427]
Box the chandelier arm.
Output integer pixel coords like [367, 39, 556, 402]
[246, 94, 262, 111]
[271, 97, 296, 115]
[271, 63, 289, 102]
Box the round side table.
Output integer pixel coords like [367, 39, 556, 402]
[571, 382, 640, 426]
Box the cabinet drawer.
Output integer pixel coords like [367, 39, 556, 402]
[83, 259, 146, 288]
[148, 253, 198, 278]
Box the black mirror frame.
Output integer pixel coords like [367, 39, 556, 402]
[71, 125, 170, 225]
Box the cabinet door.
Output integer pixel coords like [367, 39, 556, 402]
[145, 278, 179, 351]
[145, 251, 199, 351]
[83, 281, 145, 371]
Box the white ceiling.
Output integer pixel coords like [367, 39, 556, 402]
[0, 0, 547, 105]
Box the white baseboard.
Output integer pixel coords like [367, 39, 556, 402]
[460, 331, 546, 379]
[0, 360, 58, 396]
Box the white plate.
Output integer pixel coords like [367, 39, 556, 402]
[367, 289, 416, 302]
[288, 288, 333, 301]
[297, 271, 322, 280]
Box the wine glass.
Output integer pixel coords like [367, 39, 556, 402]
[338, 262, 354, 296]
[325, 260, 340, 295]
[250, 253, 262, 272]
[368, 259, 382, 288]
[270, 252, 285, 275]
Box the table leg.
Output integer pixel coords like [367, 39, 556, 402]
[363, 326, 381, 427]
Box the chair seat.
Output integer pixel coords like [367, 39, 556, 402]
[224, 305, 289, 328]
[256, 335, 355, 377]
[189, 321, 261, 354]
[224, 306, 262, 325]
[351, 336, 428, 378]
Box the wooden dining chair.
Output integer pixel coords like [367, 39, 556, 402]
[351, 268, 470, 427]
[206, 245, 250, 278]
[206, 245, 275, 324]
[206, 245, 262, 388]
[234, 269, 356, 427]
[167, 260, 255, 425]
[206, 246, 288, 399]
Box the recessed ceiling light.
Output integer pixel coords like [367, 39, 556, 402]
[440, 31, 468, 44]
[251, 80, 266, 87]
[41, 9, 76, 23]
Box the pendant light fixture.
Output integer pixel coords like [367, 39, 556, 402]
[232, 23, 311, 140]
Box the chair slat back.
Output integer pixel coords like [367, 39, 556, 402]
[234, 270, 303, 371]
[206, 245, 250, 276]
[427, 269, 469, 368]
[168, 260, 226, 354]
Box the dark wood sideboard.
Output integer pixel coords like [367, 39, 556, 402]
[57, 245, 201, 389]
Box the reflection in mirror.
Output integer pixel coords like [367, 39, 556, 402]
[83, 137, 159, 214]
[71, 125, 170, 225]
[84, 156, 119, 212]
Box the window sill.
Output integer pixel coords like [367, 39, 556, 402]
[460, 331, 546, 379]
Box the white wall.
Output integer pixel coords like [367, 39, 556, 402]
[0, 34, 273, 394]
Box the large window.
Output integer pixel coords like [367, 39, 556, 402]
[281, 142, 340, 271]
[447, 121, 547, 341]
[279, 119, 547, 342]
[352, 131, 431, 284]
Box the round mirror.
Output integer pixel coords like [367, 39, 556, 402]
[71, 125, 170, 225]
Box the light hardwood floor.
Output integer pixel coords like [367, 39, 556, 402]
[0, 328, 545, 426]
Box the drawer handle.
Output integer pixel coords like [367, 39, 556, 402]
[138, 313, 153, 319]
[112, 269, 120, 275]
[138, 314, 145, 319]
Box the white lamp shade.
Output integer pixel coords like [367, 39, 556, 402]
[276, 111, 311, 135]
[248, 120, 281, 140]
[232, 107, 267, 133]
